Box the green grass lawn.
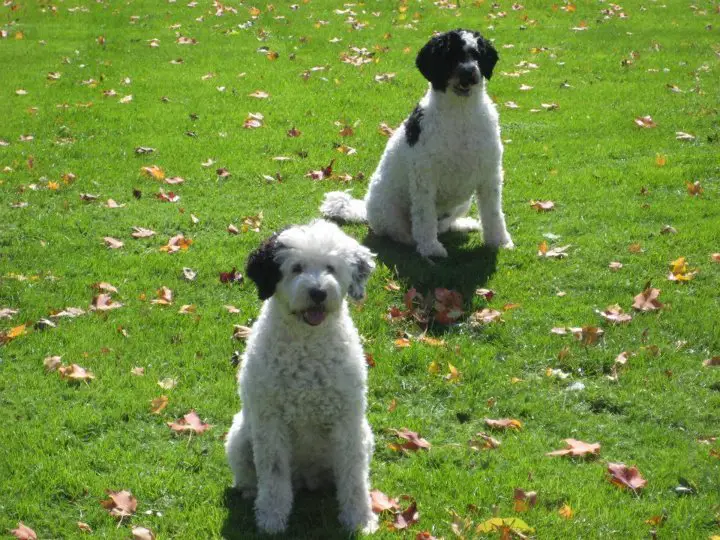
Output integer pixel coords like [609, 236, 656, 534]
[1, 0, 719, 538]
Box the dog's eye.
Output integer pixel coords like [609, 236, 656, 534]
[326, 265, 335, 274]
[291, 263, 303, 274]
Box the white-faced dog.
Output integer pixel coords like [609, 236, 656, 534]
[321, 29, 513, 258]
[225, 220, 378, 534]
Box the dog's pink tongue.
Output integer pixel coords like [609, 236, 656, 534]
[303, 308, 326, 326]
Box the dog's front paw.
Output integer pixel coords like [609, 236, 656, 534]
[339, 509, 379, 534]
[255, 508, 289, 534]
[417, 240, 448, 258]
[485, 233, 514, 250]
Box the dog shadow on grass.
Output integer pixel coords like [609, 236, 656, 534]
[221, 487, 360, 539]
[364, 231, 499, 301]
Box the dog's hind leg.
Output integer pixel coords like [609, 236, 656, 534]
[226, 410, 258, 499]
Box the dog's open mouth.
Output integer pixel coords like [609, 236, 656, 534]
[301, 307, 326, 326]
[453, 84, 472, 96]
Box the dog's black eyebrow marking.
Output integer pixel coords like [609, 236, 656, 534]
[405, 104, 423, 147]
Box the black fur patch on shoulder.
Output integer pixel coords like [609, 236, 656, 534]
[404, 104, 424, 147]
[246, 232, 283, 300]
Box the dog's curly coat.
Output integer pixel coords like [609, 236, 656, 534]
[321, 29, 513, 258]
[225, 220, 378, 534]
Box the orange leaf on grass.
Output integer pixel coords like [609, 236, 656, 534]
[0, 324, 26, 344]
[686, 181, 703, 196]
[546, 438, 600, 457]
[159, 234, 192, 253]
[711, 253, 720, 263]
[167, 410, 212, 434]
[141, 165, 165, 181]
[513, 488, 537, 512]
[150, 286, 173, 305]
[100, 490, 137, 518]
[558, 504, 574, 519]
[150, 396, 169, 414]
[607, 462, 647, 491]
[485, 418, 522, 430]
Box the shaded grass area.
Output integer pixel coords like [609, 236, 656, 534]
[1, 0, 719, 538]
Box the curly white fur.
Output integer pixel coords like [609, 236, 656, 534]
[225, 220, 378, 534]
[321, 29, 513, 258]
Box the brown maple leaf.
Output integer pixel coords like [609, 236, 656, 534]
[131, 227, 155, 238]
[634, 115, 656, 128]
[167, 410, 212, 434]
[433, 288, 463, 324]
[703, 357, 720, 367]
[546, 438, 601, 457]
[607, 462, 647, 491]
[470, 308, 503, 325]
[104, 237, 124, 249]
[391, 428, 431, 451]
[469, 432, 501, 450]
[632, 284, 663, 311]
[150, 395, 169, 414]
[305, 159, 336, 180]
[485, 418, 522, 430]
[150, 286, 173, 305]
[141, 165, 165, 181]
[220, 268, 243, 284]
[159, 234, 192, 253]
[100, 489, 137, 518]
[392, 499, 420, 530]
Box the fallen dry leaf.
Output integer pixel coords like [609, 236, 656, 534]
[607, 462, 647, 491]
[157, 377, 177, 390]
[141, 165, 165, 181]
[44, 355, 62, 372]
[392, 499, 420, 530]
[574, 326, 604, 346]
[243, 112, 264, 129]
[58, 363, 95, 382]
[371, 489, 400, 513]
[131, 526, 155, 540]
[475, 517, 534, 535]
[470, 308, 503, 325]
[10, 523, 37, 540]
[232, 325, 252, 341]
[434, 288, 463, 324]
[475, 288, 495, 301]
[634, 115, 657, 128]
[104, 237, 124, 249]
[0, 307, 19, 319]
[151, 286, 173, 305]
[0, 324, 26, 344]
[77, 522, 92, 533]
[485, 418, 522, 430]
[150, 395, 169, 414]
[391, 428, 431, 451]
[469, 432, 501, 450]
[167, 410, 212, 434]
[703, 357, 720, 367]
[599, 304, 632, 324]
[513, 488, 537, 512]
[547, 438, 601, 457]
[668, 256, 697, 282]
[100, 490, 137, 518]
[558, 504, 574, 519]
[220, 268, 243, 284]
[131, 227, 155, 238]
[159, 234, 192, 253]
[632, 285, 663, 312]
[686, 181, 703, 196]
[130, 367, 145, 376]
[530, 200, 555, 212]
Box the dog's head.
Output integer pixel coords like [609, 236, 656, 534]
[416, 29, 498, 96]
[246, 220, 376, 326]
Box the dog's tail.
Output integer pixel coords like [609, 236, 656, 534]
[320, 190, 368, 223]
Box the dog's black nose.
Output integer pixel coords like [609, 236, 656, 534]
[309, 288, 327, 304]
[457, 62, 480, 85]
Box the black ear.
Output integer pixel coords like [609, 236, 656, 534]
[415, 32, 457, 91]
[473, 32, 499, 80]
[347, 246, 376, 301]
[246, 233, 283, 300]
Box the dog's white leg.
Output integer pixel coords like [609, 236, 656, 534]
[439, 199, 481, 233]
[225, 410, 257, 499]
[409, 170, 447, 258]
[332, 417, 379, 534]
[476, 169, 513, 249]
[251, 416, 294, 534]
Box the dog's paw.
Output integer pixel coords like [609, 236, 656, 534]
[417, 240, 448, 258]
[339, 509, 379, 534]
[255, 508, 289, 534]
[485, 233, 514, 250]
